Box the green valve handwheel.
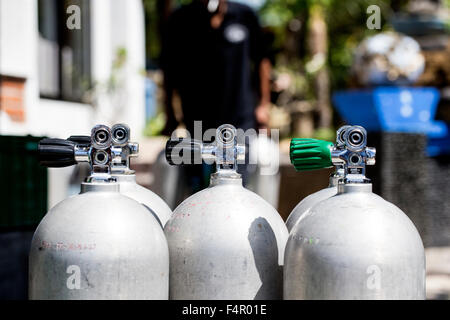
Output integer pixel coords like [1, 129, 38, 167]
[290, 138, 333, 171]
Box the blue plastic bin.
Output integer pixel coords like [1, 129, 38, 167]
[332, 87, 449, 156]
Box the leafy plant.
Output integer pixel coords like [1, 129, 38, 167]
[143, 111, 167, 136]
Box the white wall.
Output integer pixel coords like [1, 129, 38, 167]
[0, 0, 38, 78]
[0, 0, 146, 139]
[91, 0, 146, 141]
[0, 0, 147, 206]
[0, 0, 92, 137]
[0, 0, 39, 136]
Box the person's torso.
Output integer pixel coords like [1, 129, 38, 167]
[170, 2, 259, 132]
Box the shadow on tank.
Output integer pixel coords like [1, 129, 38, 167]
[248, 217, 283, 300]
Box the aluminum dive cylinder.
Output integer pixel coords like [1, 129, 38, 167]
[284, 125, 425, 300]
[109, 123, 172, 226]
[164, 124, 289, 299]
[29, 125, 169, 299]
[285, 125, 350, 232]
[66, 123, 172, 227]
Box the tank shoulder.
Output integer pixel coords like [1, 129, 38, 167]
[121, 183, 172, 223]
[291, 190, 424, 252]
[286, 186, 337, 232]
[174, 183, 280, 216]
[38, 191, 164, 236]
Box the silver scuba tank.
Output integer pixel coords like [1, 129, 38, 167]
[67, 123, 172, 227]
[108, 123, 172, 226]
[164, 124, 289, 299]
[284, 125, 425, 300]
[285, 125, 350, 232]
[29, 125, 169, 299]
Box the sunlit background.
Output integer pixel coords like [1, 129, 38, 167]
[0, 0, 449, 299]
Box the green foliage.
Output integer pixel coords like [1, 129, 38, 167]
[259, 0, 402, 90]
[313, 127, 335, 142]
[259, 0, 309, 48]
[325, 0, 396, 89]
[83, 47, 128, 105]
[107, 47, 127, 92]
[444, 0, 450, 31]
[274, 61, 311, 99]
[143, 112, 167, 137]
[143, 0, 162, 64]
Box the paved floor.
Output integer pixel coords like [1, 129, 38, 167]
[426, 247, 450, 300]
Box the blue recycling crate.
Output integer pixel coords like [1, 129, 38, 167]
[427, 124, 450, 157]
[332, 87, 450, 156]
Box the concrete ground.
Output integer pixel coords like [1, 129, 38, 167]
[426, 247, 450, 300]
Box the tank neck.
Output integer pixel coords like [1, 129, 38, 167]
[80, 181, 120, 193]
[328, 173, 339, 187]
[210, 171, 242, 187]
[328, 167, 344, 187]
[111, 173, 136, 183]
[337, 182, 372, 194]
[111, 168, 136, 175]
[329, 176, 338, 187]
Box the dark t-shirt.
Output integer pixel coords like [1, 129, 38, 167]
[161, 1, 267, 134]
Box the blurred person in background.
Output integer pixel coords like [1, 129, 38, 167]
[161, 0, 272, 193]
